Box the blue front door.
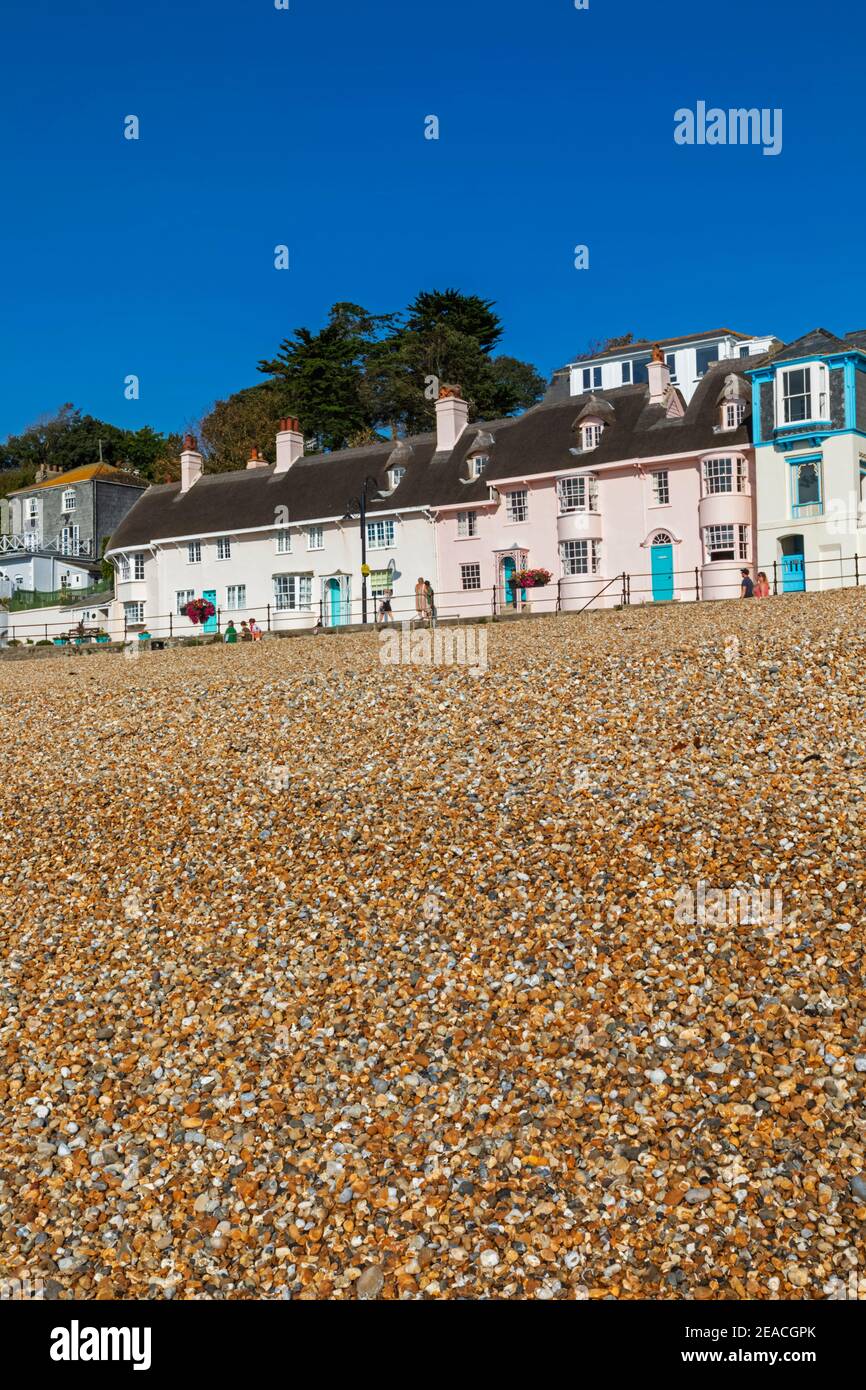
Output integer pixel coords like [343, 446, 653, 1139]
[650, 544, 674, 601]
[203, 589, 217, 633]
[782, 555, 805, 592]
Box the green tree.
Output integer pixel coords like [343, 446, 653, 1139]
[197, 383, 294, 473]
[258, 302, 394, 451]
[405, 289, 503, 353]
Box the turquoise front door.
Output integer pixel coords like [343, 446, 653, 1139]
[502, 556, 516, 607]
[650, 541, 674, 601]
[782, 555, 805, 591]
[202, 590, 217, 633]
[325, 578, 343, 626]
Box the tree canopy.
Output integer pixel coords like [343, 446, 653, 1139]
[1, 289, 546, 480]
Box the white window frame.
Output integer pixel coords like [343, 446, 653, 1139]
[306, 527, 324, 551]
[650, 470, 670, 506]
[581, 366, 603, 393]
[188, 540, 202, 564]
[176, 589, 194, 615]
[275, 530, 293, 554]
[776, 362, 829, 426]
[460, 562, 481, 590]
[738, 525, 750, 561]
[366, 519, 396, 550]
[468, 454, 488, 479]
[124, 601, 145, 625]
[133, 553, 145, 580]
[216, 536, 232, 561]
[118, 556, 131, 582]
[27, 498, 39, 521]
[581, 422, 603, 451]
[387, 466, 405, 491]
[560, 538, 601, 576]
[505, 489, 528, 523]
[226, 584, 246, 610]
[703, 457, 734, 495]
[60, 525, 80, 557]
[723, 400, 746, 430]
[62, 489, 76, 512]
[704, 524, 736, 562]
[273, 573, 313, 611]
[457, 510, 478, 538]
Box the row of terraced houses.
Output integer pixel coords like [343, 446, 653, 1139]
[6, 323, 866, 641]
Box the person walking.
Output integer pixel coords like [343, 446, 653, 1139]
[740, 568, 754, 599]
[754, 571, 771, 598]
[415, 577, 428, 624]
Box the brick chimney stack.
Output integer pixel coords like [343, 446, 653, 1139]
[435, 386, 469, 453]
[274, 418, 305, 474]
[180, 434, 203, 493]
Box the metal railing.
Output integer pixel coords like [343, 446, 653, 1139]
[2, 553, 865, 647]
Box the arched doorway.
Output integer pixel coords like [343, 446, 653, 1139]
[779, 534, 805, 592]
[324, 576, 348, 626]
[500, 554, 526, 609]
[650, 533, 674, 601]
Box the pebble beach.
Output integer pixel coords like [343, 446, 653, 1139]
[1, 592, 864, 1300]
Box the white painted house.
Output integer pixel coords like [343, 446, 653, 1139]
[105, 408, 475, 636]
[549, 328, 779, 405]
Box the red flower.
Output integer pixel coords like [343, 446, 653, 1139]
[185, 598, 216, 624]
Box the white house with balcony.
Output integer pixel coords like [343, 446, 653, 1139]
[749, 328, 866, 592]
[547, 327, 779, 406]
[2, 462, 145, 597]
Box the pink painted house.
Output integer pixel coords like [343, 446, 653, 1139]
[430, 352, 760, 614]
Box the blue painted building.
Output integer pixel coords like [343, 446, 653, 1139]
[749, 329, 866, 592]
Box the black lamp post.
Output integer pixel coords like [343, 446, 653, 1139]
[345, 474, 382, 625]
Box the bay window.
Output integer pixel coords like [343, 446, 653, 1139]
[561, 538, 601, 575]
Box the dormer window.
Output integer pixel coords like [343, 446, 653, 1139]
[581, 366, 603, 393]
[723, 401, 746, 430]
[387, 465, 405, 491]
[582, 422, 603, 451]
[468, 454, 488, 479]
[776, 363, 829, 425]
[62, 489, 76, 512]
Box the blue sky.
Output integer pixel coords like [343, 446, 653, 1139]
[1, 0, 864, 441]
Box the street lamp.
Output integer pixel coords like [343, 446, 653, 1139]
[344, 474, 382, 625]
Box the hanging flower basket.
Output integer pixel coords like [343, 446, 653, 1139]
[185, 597, 216, 626]
[511, 567, 552, 589]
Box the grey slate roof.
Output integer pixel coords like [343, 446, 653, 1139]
[768, 328, 853, 364]
[108, 357, 762, 549]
